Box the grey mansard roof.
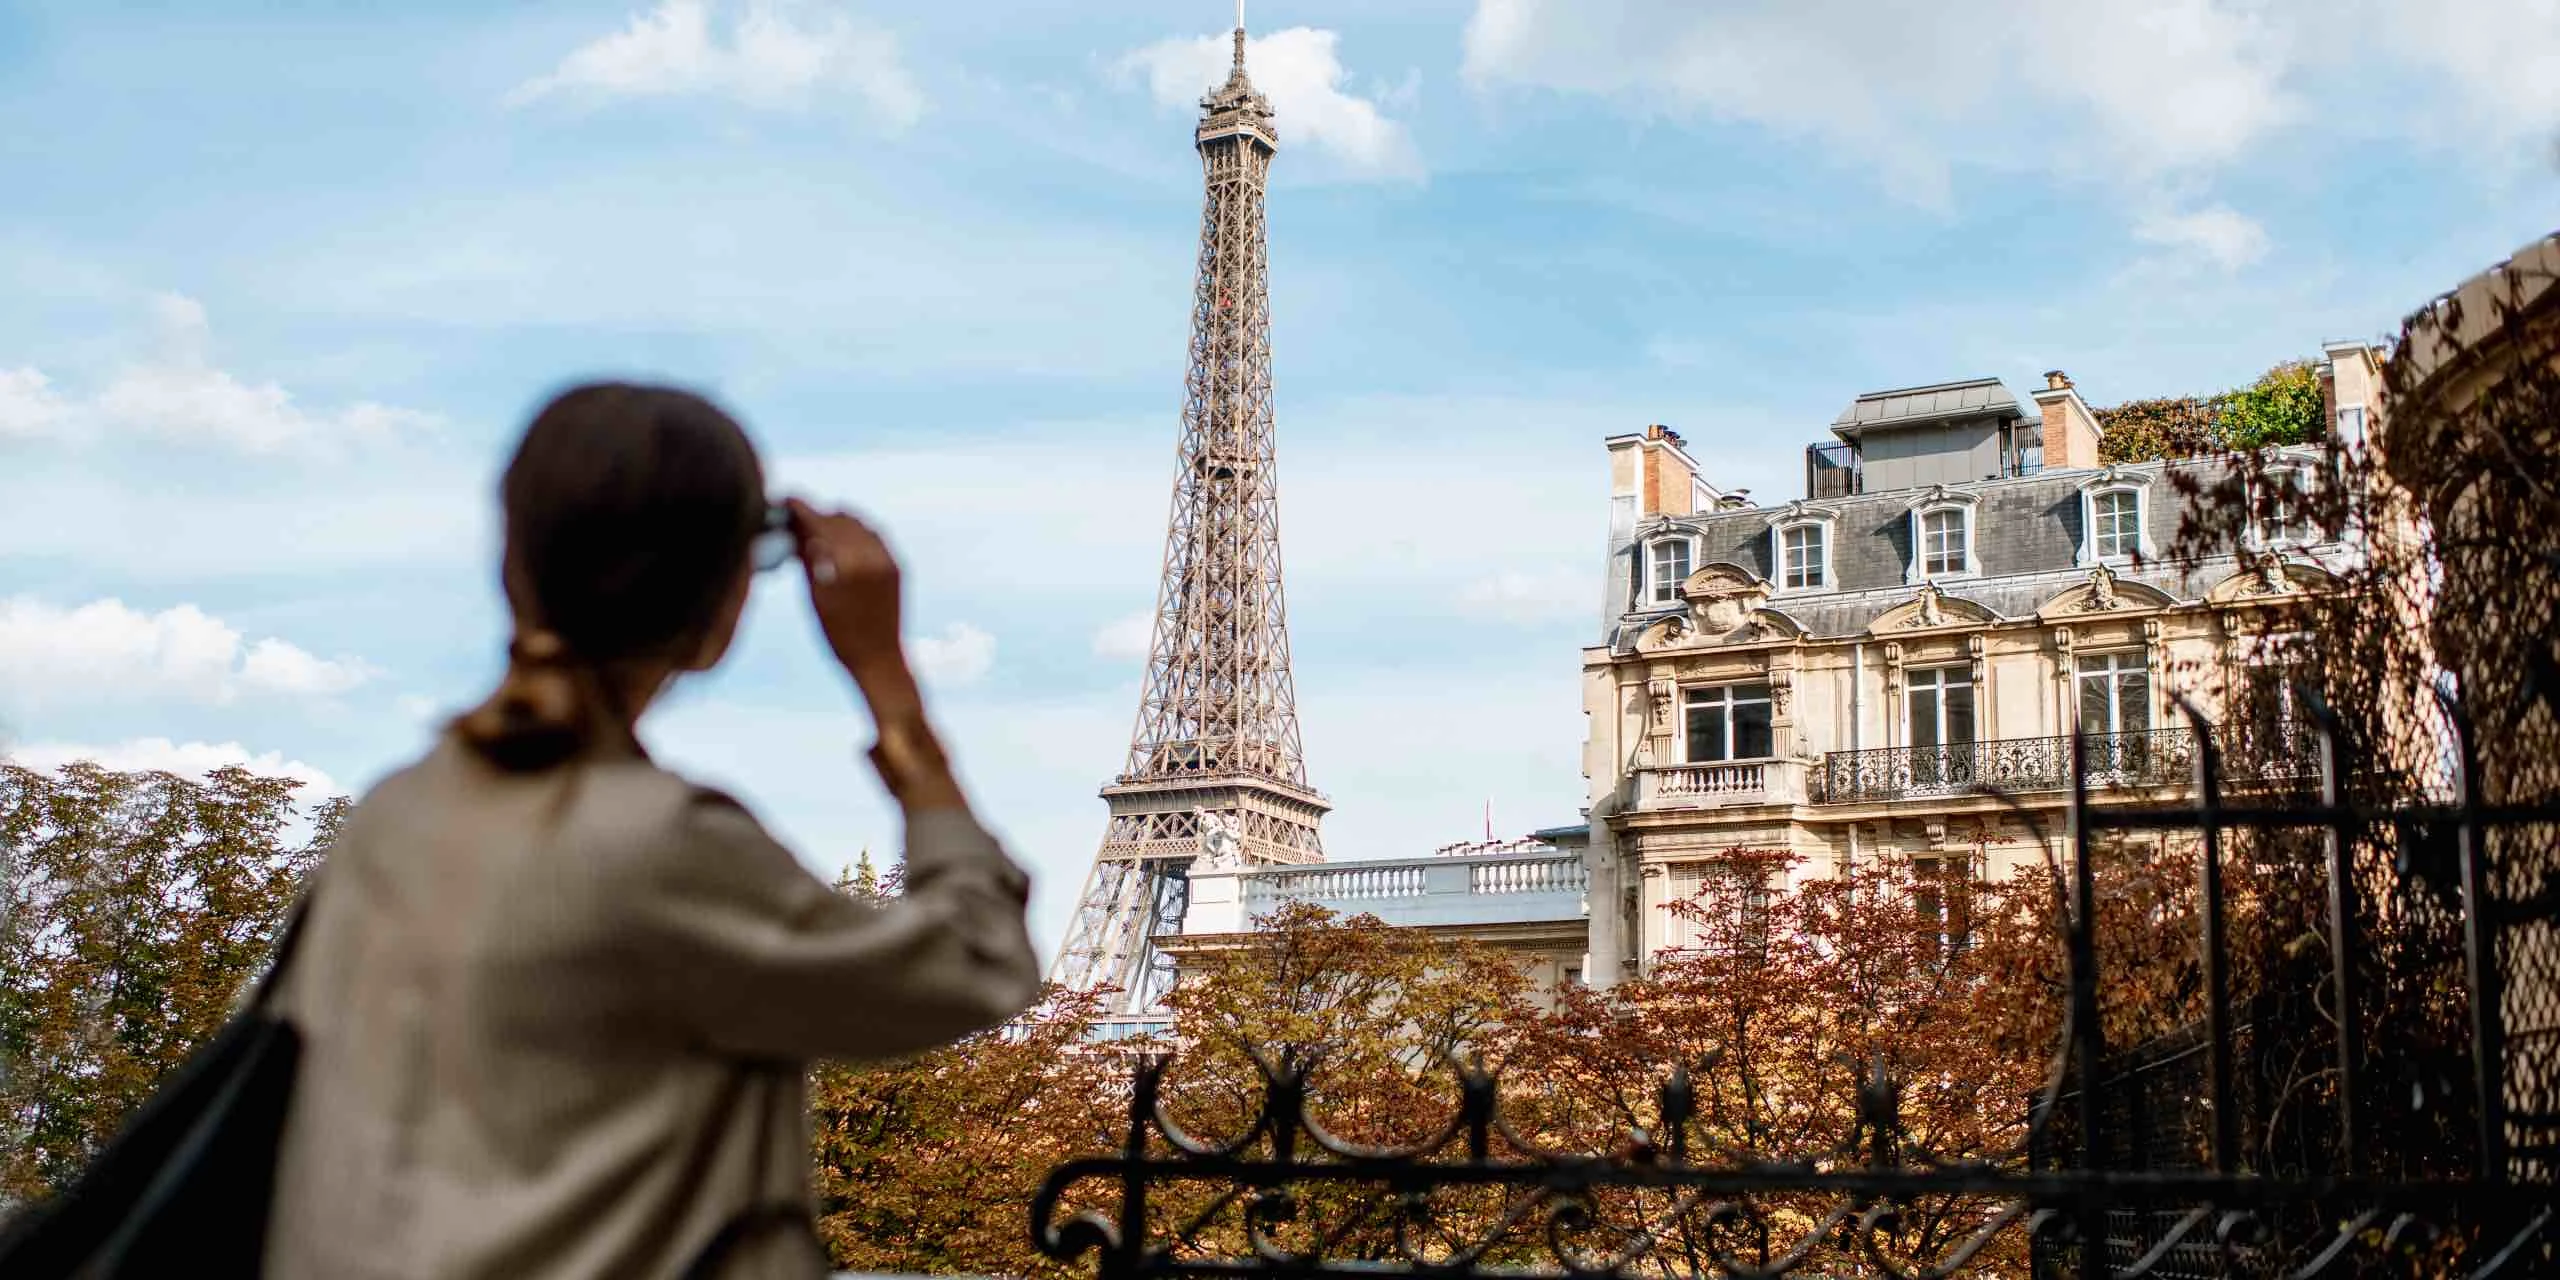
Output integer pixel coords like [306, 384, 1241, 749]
[1604, 449, 2331, 650]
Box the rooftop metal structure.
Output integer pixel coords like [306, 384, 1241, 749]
[1828, 376, 2024, 438]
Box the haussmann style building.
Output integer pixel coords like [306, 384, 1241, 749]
[1576, 355, 2387, 985]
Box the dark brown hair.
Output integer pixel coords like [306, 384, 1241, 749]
[455, 382, 766, 771]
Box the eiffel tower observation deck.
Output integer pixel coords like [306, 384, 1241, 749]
[1049, 12, 1328, 1031]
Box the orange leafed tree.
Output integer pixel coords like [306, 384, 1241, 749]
[0, 761, 340, 1207]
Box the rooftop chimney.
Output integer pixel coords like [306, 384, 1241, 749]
[2031, 372, 2101, 470]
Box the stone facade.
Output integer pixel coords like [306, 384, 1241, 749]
[1580, 353, 2386, 987]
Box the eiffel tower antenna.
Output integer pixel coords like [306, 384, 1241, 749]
[1049, 9, 1326, 1024]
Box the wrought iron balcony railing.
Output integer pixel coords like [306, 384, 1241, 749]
[1818, 726, 2321, 804]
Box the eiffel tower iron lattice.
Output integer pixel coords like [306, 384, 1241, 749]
[1049, 20, 1327, 1024]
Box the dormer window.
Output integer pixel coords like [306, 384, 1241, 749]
[2092, 490, 2140, 559]
[1780, 524, 1827, 590]
[2255, 466, 2312, 547]
[1921, 510, 1967, 575]
[1646, 536, 1694, 606]
[1903, 491, 1979, 584]
[1766, 502, 1839, 595]
[2076, 473, 2155, 567]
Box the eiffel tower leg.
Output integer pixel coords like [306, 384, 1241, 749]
[1130, 860, 1190, 1012]
[1052, 858, 1143, 1002]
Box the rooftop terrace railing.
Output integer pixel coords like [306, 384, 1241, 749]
[1239, 852, 1589, 928]
[1805, 440, 1860, 499]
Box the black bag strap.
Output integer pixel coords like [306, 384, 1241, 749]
[251, 890, 315, 1011]
[678, 1202, 825, 1280]
[0, 888, 318, 1276]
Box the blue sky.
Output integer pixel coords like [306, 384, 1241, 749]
[1, 0, 2553, 954]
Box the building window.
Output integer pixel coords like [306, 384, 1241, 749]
[1906, 666, 1976, 749]
[2091, 489, 2142, 560]
[1647, 538, 1692, 605]
[1912, 856, 1973, 957]
[1663, 861, 1773, 955]
[1920, 508, 1969, 577]
[1684, 683, 1774, 763]
[2239, 661, 2317, 774]
[2257, 468, 2311, 546]
[1780, 523, 1826, 590]
[2076, 652, 2152, 736]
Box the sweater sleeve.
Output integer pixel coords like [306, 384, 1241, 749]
[626, 789, 1042, 1063]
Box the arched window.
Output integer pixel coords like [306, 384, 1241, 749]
[1779, 523, 1827, 589]
[1904, 490, 1980, 584]
[2253, 464, 2313, 548]
[2076, 473, 2155, 567]
[1642, 533, 1696, 606]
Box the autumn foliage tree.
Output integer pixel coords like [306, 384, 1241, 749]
[0, 761, 340, 1208]
[2096, 358, 2333, 463]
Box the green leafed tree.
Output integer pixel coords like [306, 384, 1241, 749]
[2097, 358, 2332, 463]
[0, 761, 340, 1206]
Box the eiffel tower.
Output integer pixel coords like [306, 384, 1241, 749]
[1050, 13, 1326, 1025]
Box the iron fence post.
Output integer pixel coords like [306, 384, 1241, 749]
[2067, 730, 2106, 1280]
[2312, 699, 2362, 1175]
[2443, 693, 2510, 1183]
[2180, 698, 2240, 1176]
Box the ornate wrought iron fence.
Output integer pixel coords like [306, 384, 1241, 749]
[1032, 699, 2559, 1278]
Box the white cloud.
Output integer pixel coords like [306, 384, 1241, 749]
[1119, 26, 1421, 179]
[1457, 569, 1590, 625]
[239, 637, 376, 697]
[2369, 0, 2560, 146]
[0, 367, 65, 437]
[908, 620, 995, 686]
[2133, 202, 2273, 271]
[1090, 609, 1157, 662]
[2, 737, 340, 800]
[509, 0, 923, 124]
[1463, 0, 2292, 204]
[0, 596, 375, 711]
[11, 292, 434, 454]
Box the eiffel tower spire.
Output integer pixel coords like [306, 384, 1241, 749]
[1050, 14, 1326, 1022]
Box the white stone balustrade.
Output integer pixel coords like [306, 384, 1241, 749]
[1216, 852, 1589, 931]
[1632, 758, 1806, 809]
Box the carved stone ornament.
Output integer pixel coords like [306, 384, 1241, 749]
[1898, 582, 1947, 629]
[1189, 806, 1243, 871]
[1647, 676, 1676, 728]
[2245, 549, 2290, 596]
[2079, 566, 2123, 612]
[1679, 563, 1772, 636]
[1770, 678, 1794, 716]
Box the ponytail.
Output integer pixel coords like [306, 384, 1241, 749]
[456, 382, 765, 773]
[453, 630, 604, 773]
